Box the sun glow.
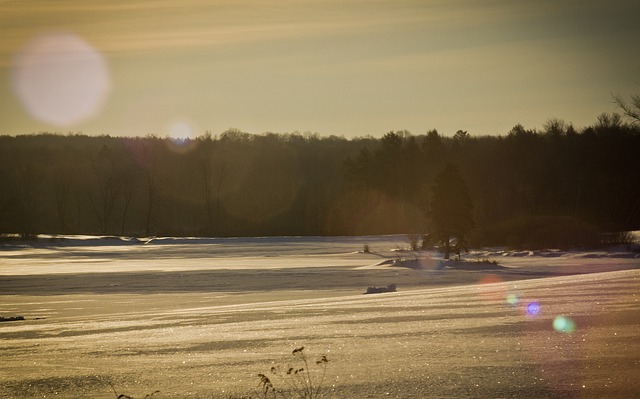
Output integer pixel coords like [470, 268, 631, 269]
[168, 120, 196, 139]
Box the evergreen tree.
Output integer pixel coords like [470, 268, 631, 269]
[428, 164, 474, 259]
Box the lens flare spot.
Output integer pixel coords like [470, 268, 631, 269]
[526, 302, 540, 316]
[11, 32, 111, 126]
[479, 274, 502, 285]
[477, 274, 505, 303]
[553, 316, 576, 333]
[506, 293, 520, 306]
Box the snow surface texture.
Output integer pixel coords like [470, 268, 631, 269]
[1, 235, 639, 398]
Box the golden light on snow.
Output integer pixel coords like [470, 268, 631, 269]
[11, 32, 111, 126]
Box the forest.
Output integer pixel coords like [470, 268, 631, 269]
[1, 112, 639, 249]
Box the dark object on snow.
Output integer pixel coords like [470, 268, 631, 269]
[365, 284, 397, 294]
[0, 316, 25, 322]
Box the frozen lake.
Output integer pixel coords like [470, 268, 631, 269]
[1, 235, 639, 398]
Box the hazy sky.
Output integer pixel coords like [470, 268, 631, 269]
[1, 0, 639, 138]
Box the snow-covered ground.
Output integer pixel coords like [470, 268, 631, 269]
[1, 235, 639, 398]
[0, 235, 403, 275]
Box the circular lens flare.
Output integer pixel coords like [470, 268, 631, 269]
[11, 32, 111, 126]
[526, 302, 541, 316]
[553, 316, 576, 333]
[506, 293, 520, 306]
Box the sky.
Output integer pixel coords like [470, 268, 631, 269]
[1, 0, 639, 139]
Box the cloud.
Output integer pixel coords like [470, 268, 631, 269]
[0, 0, 473, 59]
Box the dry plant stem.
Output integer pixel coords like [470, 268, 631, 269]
[111, 383, 160, 399]
[259, 347, 329, 399]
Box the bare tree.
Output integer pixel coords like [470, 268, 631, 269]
[119, 169, 137, 236]
[138, 140, 159, 237]
[614, 91, 640, 125]
[13, 163, 40, 239]
[453, 130, 469, 140]
[89, 145, 120, 235]
[201, 154, 226, 234]
[53, 165, 71, 233]
[543, 118, 568, 136]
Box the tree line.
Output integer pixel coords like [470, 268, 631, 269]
[1, 113, 639, 249]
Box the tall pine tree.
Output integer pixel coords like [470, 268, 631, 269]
[428, 164, 474, 259]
